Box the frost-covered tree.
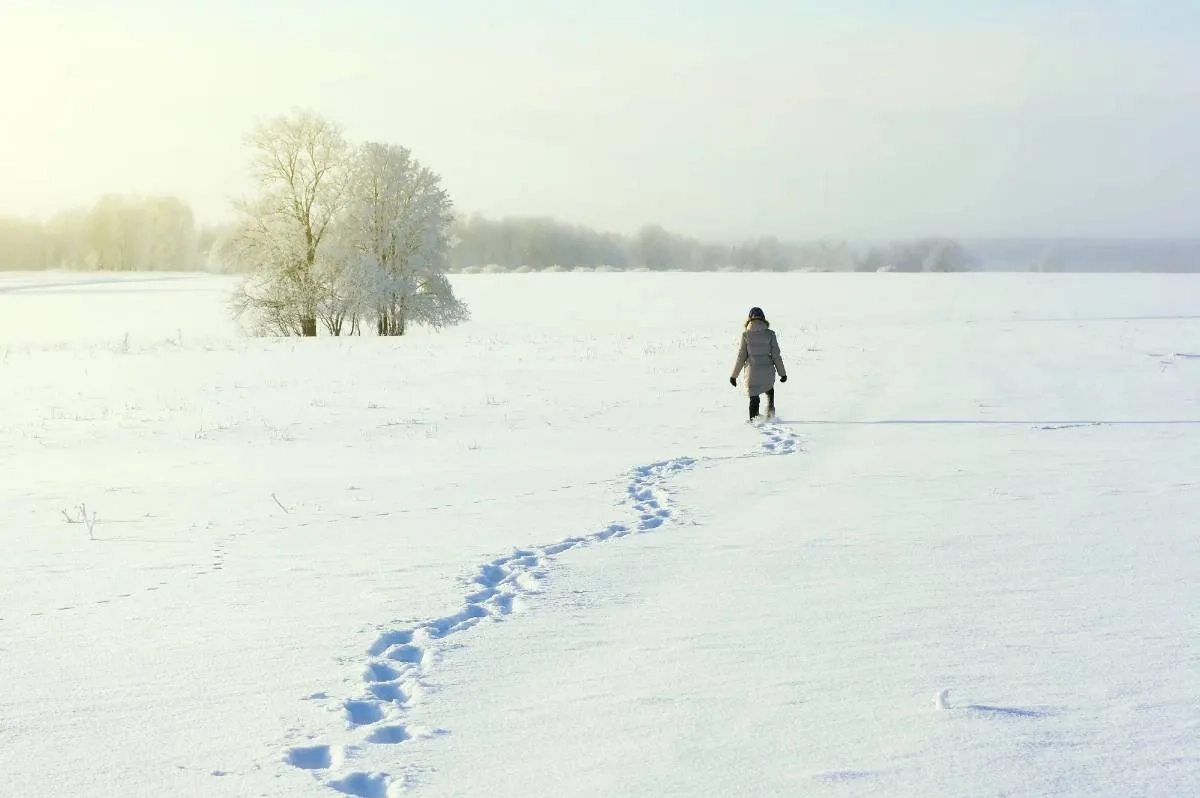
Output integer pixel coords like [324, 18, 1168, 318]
[84, 195, 139, 271]
[41, 209, 90, 270]
[197, 222, 241, 273]
[920, 238, 975, 272]
[448, 213, 631, 271]
[0, 217, 48, 270]
[229, 109, 351, 336]
[142, 196, 200, 272]
[336, 142, 467, 336]
[851, 238, 975, 273]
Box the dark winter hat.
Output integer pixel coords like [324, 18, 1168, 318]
[748, 306, 766, 320]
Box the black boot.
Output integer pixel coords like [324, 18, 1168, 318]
[749, 395, 760, 421]
[766, 388, 776, 418]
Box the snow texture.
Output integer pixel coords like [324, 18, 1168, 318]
[1, 270, 1198, 797]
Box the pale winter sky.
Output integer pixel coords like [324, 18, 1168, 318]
[1, 0, 1198, 240]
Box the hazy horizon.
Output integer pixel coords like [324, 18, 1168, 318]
[2, 0, 1198, 241]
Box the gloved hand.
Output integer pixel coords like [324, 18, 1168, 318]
[780, 375, 788, 383]
[729, 377, 736, 387]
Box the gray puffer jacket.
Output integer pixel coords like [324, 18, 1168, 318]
[731, 319, 787, 396]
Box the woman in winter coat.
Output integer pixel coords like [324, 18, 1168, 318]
[729, 306, 787, 421]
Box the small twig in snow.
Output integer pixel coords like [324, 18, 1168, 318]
[62, 503, 99, 540]
[272, 493, 291, 514]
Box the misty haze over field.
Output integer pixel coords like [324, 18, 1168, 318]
[1, 1, 1198, 272]
[4, 4, 1200, 796]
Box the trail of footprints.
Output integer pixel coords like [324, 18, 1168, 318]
[285, 423, 801, 796]
[756, 420, 800, 456]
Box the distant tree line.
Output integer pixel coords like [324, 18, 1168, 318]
[449, 216, 860, 272]
[0, 195, 205, 273]
[446, 215, 974, 273]
[0, 204, 978, 275]
[6, 173, 1199, 280]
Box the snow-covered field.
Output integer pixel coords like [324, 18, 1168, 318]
[2, 269, 1198, 797]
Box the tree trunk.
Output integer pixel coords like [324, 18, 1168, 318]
[301, 317, 317, 337]
[377, 306, 405, 336]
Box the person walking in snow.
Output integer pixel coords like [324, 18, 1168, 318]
[729, 306, 787, 421]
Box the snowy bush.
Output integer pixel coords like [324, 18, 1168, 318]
[333, 142, 467, 335]
[228, 110, 467, 337]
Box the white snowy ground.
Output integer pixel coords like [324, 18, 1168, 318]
[1, 270, 1198, 797]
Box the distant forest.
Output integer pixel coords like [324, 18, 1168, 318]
[2, 195, 1198, 274]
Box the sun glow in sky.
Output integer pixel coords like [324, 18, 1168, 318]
[1, 0, 1198, 239]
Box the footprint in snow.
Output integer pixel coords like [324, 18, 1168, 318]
[327, 771, 391, 798]
[364, 662, 402, 683]
[366, 681, 408, 703]
[286, 437, 799, 791]
[384, 644, 424, 664]
[366, 630, 412, 657]
[285, 744, 343, 770]
[343, 700, 384, 727]
[365, 725, 411, 745]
